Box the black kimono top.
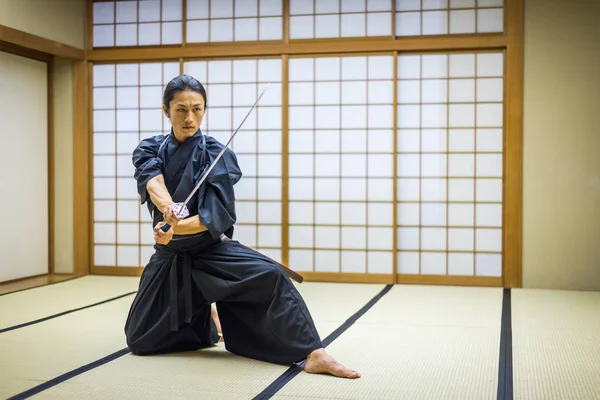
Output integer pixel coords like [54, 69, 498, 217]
[132, 129, 243, 241]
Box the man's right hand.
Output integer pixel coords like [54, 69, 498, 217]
[162, 204, 183, 227]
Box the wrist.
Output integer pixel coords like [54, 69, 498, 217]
[160, 201, 174, 215]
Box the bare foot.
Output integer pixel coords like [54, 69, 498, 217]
[304, 348, 360, 379]
[211, 306, 223, 342]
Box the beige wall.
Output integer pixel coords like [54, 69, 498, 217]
[53, 57, 75, 274]
[0, 51, 48, 282]
[522, 0, 600, 291]
[0, 0, 83, 276]
[0, 0, 85, 49]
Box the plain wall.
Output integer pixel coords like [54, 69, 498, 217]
[0, 0, 85, 49]
[0, 51, 48, 282]
[522, 0, 600, 291]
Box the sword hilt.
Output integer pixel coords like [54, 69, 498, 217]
[159, 203, 189, 233]
[161, 223, 172, 233]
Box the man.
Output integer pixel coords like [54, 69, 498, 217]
[124, 74, 359, 379]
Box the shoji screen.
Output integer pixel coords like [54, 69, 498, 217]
[288, 55, 395, 275]
[92, 62, 178, 268]
[93, 0, 184, 47]
[289, 0, 393, 39]
[186, 0, 283, 42]
[184, 58, 283, 262]
[396, 52, 504, 278]
[395, 0, 504, 36]
[92, 0, 283, 47]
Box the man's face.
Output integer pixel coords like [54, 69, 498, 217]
[163, 89, 205, 141]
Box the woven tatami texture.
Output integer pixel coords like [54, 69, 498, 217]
[273, 284, 504, 400]
[17, 282, 385, 399]
[512, 289, 600, 400]
[0, 275, 139, 329]
[0, 295, 135, 399]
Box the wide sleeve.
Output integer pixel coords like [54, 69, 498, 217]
[132, 135, 167, 205]
[196, 143, 242, 240]
[223, 147, 243, 186]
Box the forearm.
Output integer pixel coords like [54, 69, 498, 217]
[146, 174, 173, 214]
[173, 215, 208, 235]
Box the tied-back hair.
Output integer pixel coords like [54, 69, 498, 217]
[162, 74, 207, 111]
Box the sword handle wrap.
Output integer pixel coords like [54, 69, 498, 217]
[159, 203, 189, 233]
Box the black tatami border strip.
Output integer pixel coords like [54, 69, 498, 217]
[0, 291, 137, 333]
[8, 347, 131, 400]
[497, 288, 513, 400]
[252, 284, 394, 400]
[0, 275, 85, 297]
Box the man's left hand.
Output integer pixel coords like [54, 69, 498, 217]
[154, 222, 173, 244]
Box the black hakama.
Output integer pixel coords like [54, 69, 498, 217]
[124, 130, 322, 365]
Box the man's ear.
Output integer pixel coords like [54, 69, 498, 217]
[162, 104, 170, 118]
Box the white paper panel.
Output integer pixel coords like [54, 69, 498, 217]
[448, 228, 474, 251]
[398, 227, 420, 250]
[448, 252, 473, 275]
[94, 245, 116, 266]
[93, 25, 114, 47]
[289, 249, 314, 271]
[475, 228, 502, 251]
[448, 178, 475, 201]
[341, 202, 366, 225]
[234, 224, 257, 247]
[341, 227, 367, 249]
[140, 1, 161, 22]
[421, 252, 446, 274]
[397, 251, 419, 274]
[94, 178, 116, 199]
[289, 225, 313, 248]
[258, 225, 281, 247]
[315, 250, 339, 272]
[368, 251, 393, 274]
[117, 223, 139, 245]
[476, 178, 502, 202]
[475, 253, 502, 276]
[450, 9, 475, 33]
[448, 203, 474, 226]
[315, 202, 339, 225]
[341, 251, 366, 273]
[421, 178, 447, 201]
[236, 201, 257, 223]
[94, 223, 115, 244]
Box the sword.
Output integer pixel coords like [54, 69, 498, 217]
[159, 84, 306, 284]
[161, 84, 269, 233]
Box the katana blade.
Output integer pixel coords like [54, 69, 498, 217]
[161, 84, 270, 232]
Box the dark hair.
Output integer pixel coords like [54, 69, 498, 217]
[162, 74, 207, 111]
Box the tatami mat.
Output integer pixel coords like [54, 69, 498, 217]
[10, 276, 599, 400]
[0, 295, 135, 399]
[0, 276, 139, 329]
[273, 285, 504, 400]
[512, 289, 600, 400]
[5, 281, 385, 399]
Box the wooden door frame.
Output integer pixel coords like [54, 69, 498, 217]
[0, 24, 87, 280]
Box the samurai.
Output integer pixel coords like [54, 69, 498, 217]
[124, 74, 359, 379]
